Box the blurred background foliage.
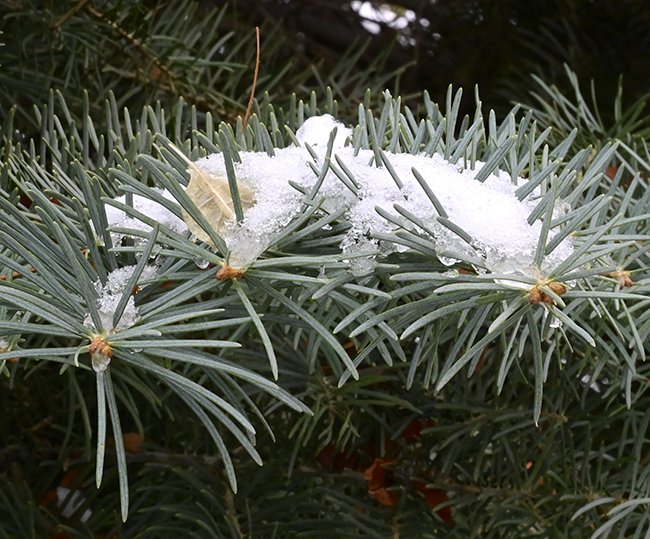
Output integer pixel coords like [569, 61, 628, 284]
[3, 0, 650, 133]
[231, 0, 650, 120]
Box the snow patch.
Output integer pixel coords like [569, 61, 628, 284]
[192, 115, 573, 276]
[104, 189, 187, 244]
[296, 113, 352, 148]
[84, 265, 158, 332]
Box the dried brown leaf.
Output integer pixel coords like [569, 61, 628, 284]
[169, 145, 254, 246]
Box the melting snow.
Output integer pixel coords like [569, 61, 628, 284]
[296, 113, 352, 147]
[101, 114, 574, 276]
[84, 265, 158, 332]
[191, 114, 573, 275]
[105, 189, 187, 244]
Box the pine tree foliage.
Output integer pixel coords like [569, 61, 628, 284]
[1, 3, 650, 538]
[1, 78, 649, 536]
[522, 65, 650, 158]
[0, 0, 403, 136]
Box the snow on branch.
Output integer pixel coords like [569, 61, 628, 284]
[185, 114, 573, 276]
[84, 265, 158, 333]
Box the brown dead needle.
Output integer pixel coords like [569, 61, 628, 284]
[242, 26, 260, 130]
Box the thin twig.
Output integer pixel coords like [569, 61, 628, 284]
[242, 27, 261, 129]
[86, 4, 178, 94]
[53, 0, 89, 30]
[224, 488, 244, 539]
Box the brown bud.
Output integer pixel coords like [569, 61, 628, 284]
[604, 269, 634, 289]
[619, 274, 634, 288]
[89, 335, 112, 358]
[528, 287, 543, 304]
[216, 265, 245, 281]
[548, 282, 567, 296]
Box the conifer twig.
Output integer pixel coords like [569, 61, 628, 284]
[53, 0, 89, 30]
[243, 27, 261, 129]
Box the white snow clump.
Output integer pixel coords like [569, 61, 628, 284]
[190, 113, 573, 276]
[104, 189, 187, 244]
[296, 113, 352, 148]
[84, 265, 158, 332]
